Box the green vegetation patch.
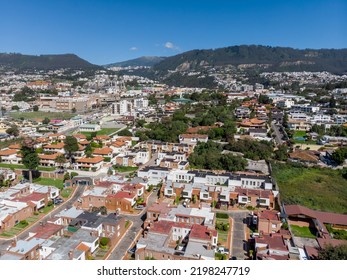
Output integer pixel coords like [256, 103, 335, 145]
[113, 165, 139, 172]
[33, 177, 64, 189]
[290, 225, 317, 239]
[272, 163, 347, 214]
[9, 111, 76, 120]
[80, 127, 119, 138]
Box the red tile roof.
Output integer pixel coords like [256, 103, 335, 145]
[44, 143, 65, 149]
[147, 202, 173, 214]
[29, 223, 64, 239]
[8, 144, 21, 150]
[235, 187, 273, 198]
[73, 134, 87, 139]
[93, 147, 113, 155]
[257, 210, 281, 222]
[151, 220, 191, 235]
[77, 156, 104, 164]
[316, 238, 347, 249]
[39, 153, 63, 160]
[0, 149, 18, 156]
[285, 205, 347, 226]
[255, 233, 288, 251]
[189, 224, 217, 240]
[180, 134, 208, 139]
[16, 192, 46, 203]
[112, 191, 136, 199]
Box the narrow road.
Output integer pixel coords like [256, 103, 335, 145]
[106, 190, 159, 260]
[271, 121, 284, 146]
[229, 211, 249, 260]
[0, 184, 86, 252]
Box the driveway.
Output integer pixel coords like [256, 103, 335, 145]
[229, 211, 249, 260]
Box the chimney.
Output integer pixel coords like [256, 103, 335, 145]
[68, 250, 74, 260]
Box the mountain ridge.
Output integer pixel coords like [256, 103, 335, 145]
[105, 56, 166, 67]
[0, 53, 100, 70]
[153, 45, 347, 74]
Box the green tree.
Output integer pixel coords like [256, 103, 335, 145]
[63, 172, 70, 182]
[64, 136, 79, 163]
[33, 105, 39, 112]
[318, 244, 347, 260]
[55, 154, 66, 169]
[118, 129, 132, 137]
[42, 117, 50, 125]
[11, 105, 20, 111]
[274, 145, 288, 161]
[6, 125, 20, 137]
[332, 147, 347, 165]
[21, 138, 39, 183]
[99, 206, 108, 215]
[71, 107, 77, 113]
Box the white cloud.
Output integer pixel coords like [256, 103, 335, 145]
[164, 42, 179, 50]
[129, 47, 138, 51]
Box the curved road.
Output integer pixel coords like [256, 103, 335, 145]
[0, 184, 86, 253]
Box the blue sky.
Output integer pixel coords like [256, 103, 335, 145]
[1, 0, 346, 65]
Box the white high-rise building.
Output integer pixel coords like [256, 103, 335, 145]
[112, 100, 133, 116]
[133, 98, 149, 109]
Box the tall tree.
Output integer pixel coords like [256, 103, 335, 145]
[64, 136, 79, 164]
[55, 154, 66, 169]
[21, 138, 39, 183]
[318, 244, 347, 260]
[6, 125, 19, 137]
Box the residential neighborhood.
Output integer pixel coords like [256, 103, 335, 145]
[1, 66, 346, 261]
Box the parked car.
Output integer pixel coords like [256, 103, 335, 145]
[127, 247, 136, 254]
[134, 205, 144, 210]
[217, 247, 230, 254]
[53, 197, 64, 204]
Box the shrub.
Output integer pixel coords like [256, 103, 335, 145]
[70, 172, 79, 178]
[223, 223, 230, 231]
[215, 252, 227, 260]
[103, 157, 111, 162]
[216, 213, 229, 219]
[19, 220, 29, 226]
[100, 237, 110, 247]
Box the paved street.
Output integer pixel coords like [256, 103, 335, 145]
[0, 184, 86, 252]
[106, 189, 159, 260]
[229, 211, 249, 260]
[271, 121, 285, 146]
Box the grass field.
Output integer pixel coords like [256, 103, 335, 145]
[216, 218, 230, 247]
[293, 131, 306, 138]
[292, 130, 316, 144]
[9, 111, 76, 120]
[33, 177, 64, 189]
[0, 163, 55, 171]
[272, 162, 347, 214]
[113, 165, 139, 172]
[80, 127, 119, 137]
[61, 188, 73, 198]
[290, 225, 317, 238]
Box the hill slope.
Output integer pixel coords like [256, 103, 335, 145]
[0, 53, 100, 70]
[153, 45, 347, 74]
[105, 56, 166, 67]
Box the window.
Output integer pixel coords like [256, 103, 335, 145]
[259, 199, 267, 204]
